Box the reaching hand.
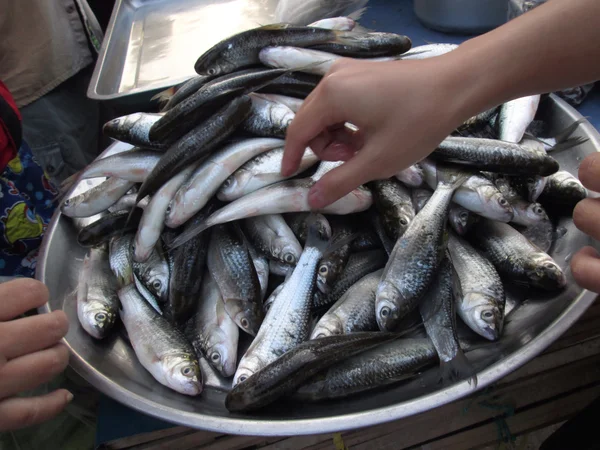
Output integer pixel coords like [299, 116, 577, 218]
[0, 279, 71, 431]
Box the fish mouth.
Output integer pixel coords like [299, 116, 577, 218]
[480, 325, 500, 341]
[375, 298, 399, 331]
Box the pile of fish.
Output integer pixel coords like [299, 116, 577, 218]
[65, 15, 589, 412]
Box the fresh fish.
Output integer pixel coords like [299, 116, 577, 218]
[257, 71, 321, 98]
[118, 284, 202, 396]
[350, 228, 381, 252]
[370, 212, 394, 255]
[103, 113, 168, 150]
[395, 164, 425, 187]
[134, 166, 195, 262]
[136, 96, 252, 202]
[309, 32, 412, 57]
[76, 150, 162, 183]
[370, 178, 415, 241]
[260, 46, 341, 76]
[311, 269, 382, 338]
[108, 193, 150, 213]
[376, 167, 467, 331]
[400, 43, 458, 59]
[499, 95, 541, 143]
[537, 170, 587, 216]
[469, 219, 566, 291]
[233, 222, 328, 386]
[492, 174, 550, 227]
[170, 178, 372, 249]
[77, 246, 119, 339]
[242, 94, 295, 138]
[519, 220, 555, 253]
[167, 203, 216, 325]
[61, 177, 135, 218]
[421, 158, 514, 222]
[77, 209, 143, 247]
[248, 242, 270, 300]
[275, 0, 368, 25]
[226, 332, 397, 412]
[412, 188, 475, 236]
[185, 270, 239, 377]
[269, 260, 294, 277]
[433, 136, 559, 176]
[194, 24, 370, 77]
[133, 273, 163, 315]
[456, 106, 499, 136]
[251, 93, 304, 112]
[243, 214, 303, 265]
[108, 234, 134, 288]
[419, 255, 473, 382]
[317, 216, 356, 294]
[294, 338, 437, 402]
[208, 223, 263, 335]
[308, 16, 357, 31]
[285, 212, 332, 246]
[217, 147, 319, 201]
[132, 241, 170, 303]
[161, 75, 211, 111]
[166, 138, 284, 228]
[150, 69, 289, 142]
[448, 233, 505, 341]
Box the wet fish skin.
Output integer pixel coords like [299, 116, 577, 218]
[316, 216, 356, 294]
[350, 228, 381, 252]
[259, 46, 341, 76]
[400, 43, 457, 59]
[242, 95, 295, 138]
[78, 209, 143, 248]
[61, 177, 135, 218]
[103, 113, 169, 150]
[308, 16, 357, 31]
[77, 246, 119, 339]
[252, 93, 304, 112]
[285, 212, 332, 246]
[469, 219, 566, 291]
[370, 178, 415, 241]
[309, 32, 412, 57]
[508, 175, 547, 203]
[109, 234, 134, 288]
[311, 269, 382, 339]
[448, 233, 505, 341]
[413, 187, 475, 235]
[269, 260, 294, 277]
[257, 71, 321, 98]
[132, 241, 170, 303]
[537, 170, 587, 216]
[499, 95, 541, 143]
[118, 284, 202, 396]
[208, 223, 263, 335]
[248, 242, 270, 301]
[395, 164, 425, 187]
[77, 149, 162, 183]
[491, 174, 550, 228]
[108, 194, 149, 213]
[161, 75, 212, 111]
[244, 214, 303, 265]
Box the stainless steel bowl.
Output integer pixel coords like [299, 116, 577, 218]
[414, 0, 508, 34]
[37, 95, 599, 435]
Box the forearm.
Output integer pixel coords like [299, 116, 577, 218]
[446, 0, 600, 119]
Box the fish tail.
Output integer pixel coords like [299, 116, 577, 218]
[552, 117, 587, 144]
[436, 164, 470, 189]
[439, 350, 477, 387]
[151, 86, 176, 109]
[548, 135, 589, 153]
[305, 214, 330, 253]
[348, 7, 367, 21]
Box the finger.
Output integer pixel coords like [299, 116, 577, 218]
[0, 279, 49, 321]
[579, 152, 600, 192]
[308, 151, 374, 209]
[313, 142, 356, 162]
[571, 246, 600, 293]
[0, 311, 68, 361]
[0, 344, 69, 399]
[573, 198, 600, 241]
[0, 389, 73, 431]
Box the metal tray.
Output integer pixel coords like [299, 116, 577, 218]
[88, 0, 279, 105]
[38, 95, 600, 435]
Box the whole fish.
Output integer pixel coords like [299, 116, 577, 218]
[134, 166, 195, 262]
[412, 188, 475, 236]
[132, 241, 170, 303]
[469, 219, 566, 291]
[370, 178, 415, 241]
[421, 158, 514, 222]
[308, 16, 357, 31]
[400, 43, 457, 59]
[103, 113, 168, 150]
[242, 95, 295, 138]
[150, 68, 289, 142]
[77, 246, 119, 339]
[166, 138, 284, 228]
[419, 255, 473, 382]
[275, 0, 368, 25]
[194, 24, 370, 77]
[257, 71, 321, 98]
[448, 233, 505, 341]
[61, 177, 135, 218]
[167, 204, 215, 325]
[243, 214, 303, 265]
[313, 249, 387, 309]
[160, 75, 211, 111]
[248, 242, 270, 300]
[108, 234, 134, 288]
[185, 270, 239, 377]
[309, 32, 411, 57]
[169, 178, 372, 249]
[285, 212, 332, 246]
[76, 149, 161, 183]
[233, 222, 328, 386]
[77, 209, 143, 247]
[217, 147, 319, 201]
[376, 167, 467, 331]
[311, 269, 382, 338]
[294, 338, 437, 402]
[537, 170, 587, 216]
[208, 223, 263, 335]
[492, 174, 550, 227]
[433, 136, 559, 176]
[252, 93, 304, 112]
[499, 95, 541, 143]
[395, 164, 425, 187]
[317, 216, 356, 293]
[118, 284, 202, 396]
[136, 96, 252, 202]
[226, 332, 398, 412]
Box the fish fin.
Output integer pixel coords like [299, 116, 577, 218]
[439, 350, 477, 387]
[436, 164, 470, 189]
[305, 215, 331, 253]
[348, 7, 367, 21]
[547, 135, 589, 153]
[168, 218, 210, 250]
[151, 86, 176, 105]
[259, 23, 293, 30]
[551, 117, 587, 143]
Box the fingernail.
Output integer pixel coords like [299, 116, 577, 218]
[66, 392, 74, 403]
[308, 187, 326, 209]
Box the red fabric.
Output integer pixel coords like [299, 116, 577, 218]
[0, 81, 20, 171]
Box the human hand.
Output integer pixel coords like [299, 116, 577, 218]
[0, 279, 71, 431]
[281, 56, 473, 209]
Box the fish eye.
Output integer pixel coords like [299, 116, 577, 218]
[319, 265, 328, 276]
[527, 177, 535, 184]
[63, 198, 71, 206]
[399, 218, 408, 226]
[284, 253, 296, 264]
[222, 178, 232, 188]
[181, 366, 195, 377]
[482, 310, 494, 320]
[95, 312, 107, 322]
[544, 262, 557, 270]
[240, 318, 249, 329]
[314, 333, 326, 339]
[380, 307, 390, 318]
[239, 375, 248, 383]
[152, 280, 162, 290]
[208, 68, 217, 76]
[499, 198, 508, 206]
[534, 206, 544, 215]
[165, 206, 171, 215]
[210, 352, 221, 362]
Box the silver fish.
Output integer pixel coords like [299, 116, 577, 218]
[413, 187, 477, 236]
[260, 46, 344, 76]
[103, 112, 167, 150]
[395, 164, 425, 187]
[233, 221, 328, 386]
[133, 273, 163, 315]
[251, 93, 304, 112]
[285, 211, 332, 246]
[400, 43, 458, 59]
[499, 95, 541, 143]
[108, 194, 150, 213]
[109, 234, 134, 287]
[308, 16, 357, 31]
[244, 214, 303, 266]
[132, 241, 170, 303]
[492, 174, 550, 227]
[77, 150, 162, 182]
[269, 260, 294, 277]
[248, 241, 270, 301]
[77, 246, 119, 339]
[118, 284, 202, 396]
[242, 94, 295, 138]
[61, 177, 135, 218]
